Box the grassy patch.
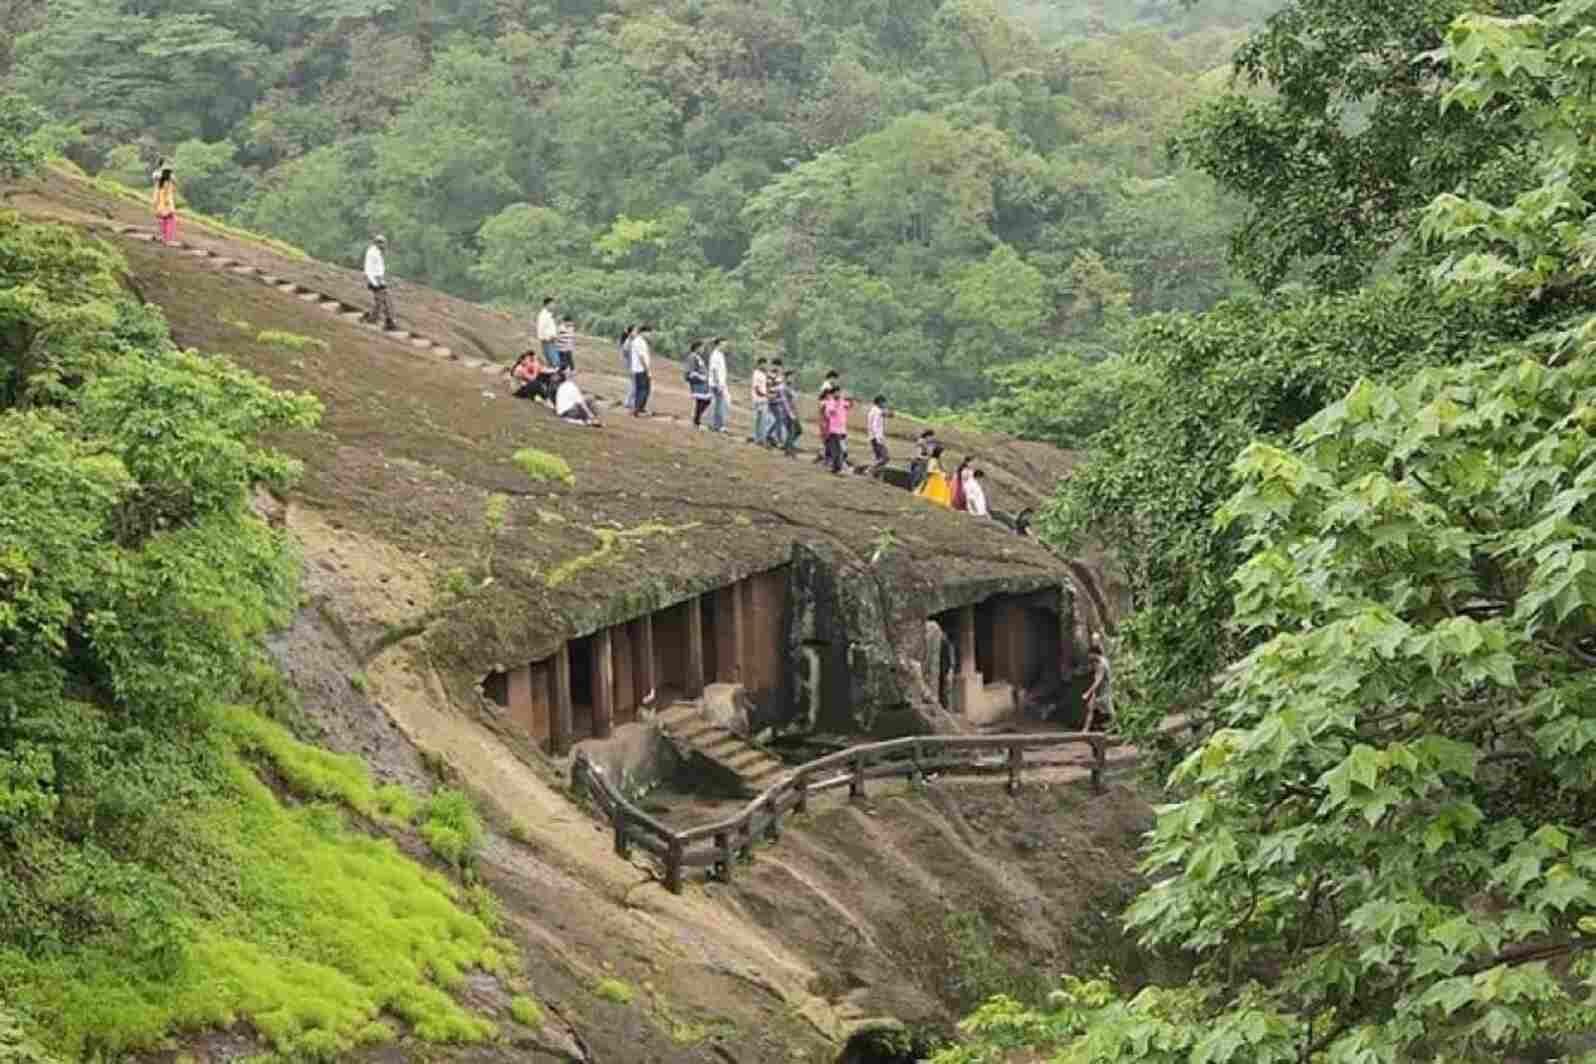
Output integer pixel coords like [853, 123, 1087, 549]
[5, 709, 505, 1059]
[511, 448, 575, 487]
[544, 522, 701, 589]
[257, 329, 330, 353]
[594, 978, 635, 1005]
[222, 705, 418, 823]
[418, 788, 485, 871]
[508, 995, 544, 1029]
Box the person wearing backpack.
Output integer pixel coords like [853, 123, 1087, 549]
[685, 340, 711, 429]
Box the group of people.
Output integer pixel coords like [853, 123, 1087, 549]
[908, 429, 991, 517]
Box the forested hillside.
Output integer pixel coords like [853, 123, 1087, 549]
[4, 0, 1277, 408]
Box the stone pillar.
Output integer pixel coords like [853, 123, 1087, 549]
[632, 615, 656, 707]
[591, 627, 615, 740]
[551, 641, 574, 755]
[612, 623, 634, 724]
[685, 595, 705, 698]
[716, 584, 745, 685]
[953, 604, 984, 719]
[507, 665, 534, 735]
[998, 600, 1027, 688]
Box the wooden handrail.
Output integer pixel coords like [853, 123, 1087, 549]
[571, 728, 1138, 894]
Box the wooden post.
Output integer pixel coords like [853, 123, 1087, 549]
[794, 773, 809, 815]
[1090, 736, 1106, 794]
[765, 796, 781, 842]
[612, 622, 634, 724]
[633, 615, 656, 708]
[665, 836, 684, 893]
[850, 753, 866, 800]
[684, 595, 705, 698]
[715, 831, 734, 882]
[551, 640, 574, 755]
[592, 627, 615, 740]
[910, 740, 924, 785]
[1006, 743, 1022, 795]
[614, 806, 630, 859]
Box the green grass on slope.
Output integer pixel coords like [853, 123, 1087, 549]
[3, 708, 506, 1061]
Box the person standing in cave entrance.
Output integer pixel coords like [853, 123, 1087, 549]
[1082, 635, 1112, 732]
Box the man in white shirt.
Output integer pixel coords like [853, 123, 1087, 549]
[535, 297, 559, 365]
[555, 376, 600, 426]
[362, 235, 395, 329]
[707, 337, 730, 433]
[867, 395, 890, 475]
[748, 359, 770, 443]
[629, 324, 653, 416]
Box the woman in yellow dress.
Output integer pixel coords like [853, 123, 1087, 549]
[916, 445, 953, 507]
[152, 164, 178, 245]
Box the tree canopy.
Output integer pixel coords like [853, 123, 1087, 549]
[944, 1, 1596, 1060]
[4, 0, 1272, 407]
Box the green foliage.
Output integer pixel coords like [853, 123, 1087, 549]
[13, 0, 1270, 413]
[508, 994, 544, 1029]
[947, 4, 1596, 1060]
[256, 328, 329, 353]
[0, 212, 505, 1059]
[418, 788, 484, 870]
[0, 94, 45, 180]
[594, 978, 636, 1005]
[957, 351, 1150, 446]
[511, 447, 575, 487]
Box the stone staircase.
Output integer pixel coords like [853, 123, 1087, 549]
[655, 701, 788, 796]
[89, 224, 523, 377]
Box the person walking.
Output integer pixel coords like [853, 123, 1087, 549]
[867, 395, 890, 475]
[619, 326, 638, 410]
[362, 235, 396, 329]
[685, 340, 711, 429]
[630, 324, 654, 417]
[749, 358, 770, 443]
[556, 317, 577, 374]
[820, 384, 852, 474]
[152, 164, 179, 245]
[812, 370, 840, 464]
[536, 297, 559, 366]
[915, 445, 953, 506]
[708, 337, 730, 433]
[765, 361, 796, 454]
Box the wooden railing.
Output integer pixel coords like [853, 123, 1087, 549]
[572, 731, 1120, 894]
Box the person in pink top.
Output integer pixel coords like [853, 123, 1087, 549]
[820, 384, 852, 474]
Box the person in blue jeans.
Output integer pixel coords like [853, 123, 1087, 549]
[749, 358, 770, 443]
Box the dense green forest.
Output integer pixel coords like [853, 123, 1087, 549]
[4, 0, 1278, 409]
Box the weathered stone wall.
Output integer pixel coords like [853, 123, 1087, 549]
[781, 543, 1073, 738]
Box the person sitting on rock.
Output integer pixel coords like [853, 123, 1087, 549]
[510, 350, 554, 403]
[555, 374, 601, 426]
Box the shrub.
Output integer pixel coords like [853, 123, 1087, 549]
[508, 995, 544, 1029]
[511, 448, 575, 487]
[257, 329, 329, 353]
[418, 788, 484, 869]
[594, 978, 635, 1005]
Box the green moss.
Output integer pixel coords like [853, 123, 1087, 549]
[545, 522, 701, 589]
[221, 705, 417, 823]
[594, 978, 635, 1005]
[418, 788, 484, 869]
[6, 717, 504, 1059]
[509, 995, 544, 1029]
[511, 448, 575, 487]
[257, 329, 330, 353]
